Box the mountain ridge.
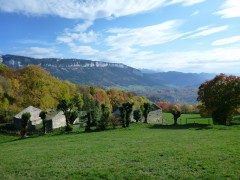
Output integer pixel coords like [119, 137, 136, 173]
[0, 54, 216, 103]
[0, 54, 215, 87]
[1, 54, 148, 86]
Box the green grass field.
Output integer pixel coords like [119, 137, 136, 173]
[1, 113, 240, 179]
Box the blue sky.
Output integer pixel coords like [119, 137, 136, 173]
[0, 0, 240, 73]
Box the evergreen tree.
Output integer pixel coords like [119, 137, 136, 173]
[97, 104, 110, 130]
[91, 100, 101, 126]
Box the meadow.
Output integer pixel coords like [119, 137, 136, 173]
[0, 113, 240, 179]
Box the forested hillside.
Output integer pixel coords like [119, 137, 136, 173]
[1, 54, 215, 104]
[0, 65, 148, 123]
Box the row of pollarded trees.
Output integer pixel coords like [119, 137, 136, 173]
[57, 97, 111, 132]
[57, 100, 155, 132]
[119, 102, 153, 128]
[20, 111, 48, 138]
[19, 97, 152, 137]
[20, 101, 181, 137]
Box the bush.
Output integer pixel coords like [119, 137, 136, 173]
[109, 115, 119, 129]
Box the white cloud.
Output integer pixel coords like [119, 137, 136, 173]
[190, 11, 199, 16]
[74, 21, 93, 32]
[0, 0, 207, 20]
[69, 45, 99, 56]
[115, 47, 240, 73]
[70, 31, 98, 43]
[0, 0, 165, 20]
[215, 0, 240, 18]
[16, 47, 61, 58]
[212, 36, 240, 46]
[57, 21, 97, 44]
[184, 26, 229, 39]
[106, 20, 184, 47]
[167, 0, 206, 6]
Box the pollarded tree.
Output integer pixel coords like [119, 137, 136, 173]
[171, 105, 181, 125]
[57, 99, 77, 131]
[21, 112, 31, 138]
[39, 111, 47, 134]
[122, 102, 134, 127]
[142, 103, 152, 123]
[198, 74, 240, 125]
[119, 106, 126, 128]
[133, 110, 142, 123]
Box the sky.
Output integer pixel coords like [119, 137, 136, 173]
[0, 0, 240, 74]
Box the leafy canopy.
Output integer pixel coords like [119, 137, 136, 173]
[197, 74, 240, 125]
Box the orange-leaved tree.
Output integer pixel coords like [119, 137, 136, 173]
[197, 74, 240, 125]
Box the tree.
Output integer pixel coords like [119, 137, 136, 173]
[122, 102, 134, 127]
[73, 93, 84, 111]
[0, 97, 10, 123]
[82, 96, 95, 131]
[20, 112, 31, 138]
[119, 102, 134, 127]
[39, 111, 47, 134]
[142, 103, 151, 123]
[171, 105, 181, 125]
[197, 74, 240, 125]
[97, 104, 110, 130]
[133, 110, 142, 123]
[91, 100, 101, 126]
[119, 106, 126, 128]
[57, 99, 77, 131]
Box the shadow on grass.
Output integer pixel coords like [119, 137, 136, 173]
[47, 126, 120, 137]
[149, 123, 212, 130]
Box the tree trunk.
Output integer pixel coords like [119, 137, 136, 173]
[144, 116, 147, 123]
[174, 118, 177, 125]
[43, 120, 46, 134]
[122, 119, 126, 128]
[85, 112, 91, 131]
[126, 118, 130, 127]
[20, 126, 27, 138]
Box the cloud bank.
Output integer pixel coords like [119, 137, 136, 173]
[0, 0, 205, 20]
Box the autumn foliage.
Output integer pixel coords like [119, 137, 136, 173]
[155, 102, 198, 114]
[197, 74, 240, 125]
[0, 65, 148, 123]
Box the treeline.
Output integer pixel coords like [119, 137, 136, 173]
[155, 102, 199, 114]
[0, 65, 148, 123]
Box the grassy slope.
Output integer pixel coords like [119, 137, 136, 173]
[0, 114, 240, 179]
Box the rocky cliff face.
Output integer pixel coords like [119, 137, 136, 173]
[1, 54, 146, 86]
[2, 54, 131, 69]
[0, 55, 3, 63]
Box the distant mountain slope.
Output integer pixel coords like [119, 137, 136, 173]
[0, 54, 216, 103]
[1, 54, 154, 86]
[144, 71, 215, 87]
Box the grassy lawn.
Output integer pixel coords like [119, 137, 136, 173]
[163, 112, 213, 125]
[1, 114, 240, 179]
